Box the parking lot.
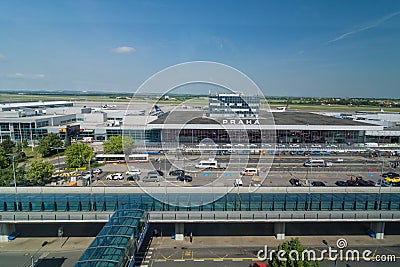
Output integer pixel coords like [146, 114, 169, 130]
[48, 152, 400, 188]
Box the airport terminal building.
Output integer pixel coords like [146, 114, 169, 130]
[1, 95, 399, 144]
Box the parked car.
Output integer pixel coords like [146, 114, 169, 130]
[311, 181, 325, 186]
[92, 168, 102, 174]
[177, 175, 192, 182]
[357, 179, 373, 186]
[169, 169, 185, 176]
[250, 262, 269, 267]
[127, 174, 140, 181]
[382, 172, 399, 178]
[126, 169, 141, 176]
[375, 180, 391, 187]
[106, 173, 124, 180]
[251, 177, 261, 187]
[335, 181, 347, 186]
[346, 180, 358, 186]
[385, 177, 400, 183]
[156, 170, 164, 176]
[234, 178, 243, 187]
[289, 178, 301, 186]
[142, 171, 162, 182]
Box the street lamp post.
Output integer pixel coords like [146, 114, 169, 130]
[88, 155, 93, 210]
[12, 155, 18, 209]
[31, 241, 48, 267]
[12, 155, 17, 194]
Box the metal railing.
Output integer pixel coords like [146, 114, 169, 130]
[147, 210, 400, 223]
[0, 211, 113, 222]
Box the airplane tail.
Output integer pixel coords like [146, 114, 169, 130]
[150, 105, 165, 116]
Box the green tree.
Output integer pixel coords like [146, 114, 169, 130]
[0, 146, 9, 169]
[21, 139, 29, 148]
[65, 143, 94, 169]
[26, 161, 54, 186]
[0, 139, 16, 155]
[103, 136, 135, 154]
[269, 238, 320, 267]
[38, 133, 64, 157]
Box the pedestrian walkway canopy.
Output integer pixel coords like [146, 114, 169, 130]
[75, 206, 147, 267]
[0, 192, 399, 212]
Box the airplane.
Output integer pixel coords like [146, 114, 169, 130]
[149, 105, 165, 117]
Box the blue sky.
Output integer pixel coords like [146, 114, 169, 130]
[0, 0, 400, 98]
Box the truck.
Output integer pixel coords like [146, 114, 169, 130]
[195, 160, 227, 169]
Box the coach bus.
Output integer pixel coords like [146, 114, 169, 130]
[95, 154, 149, 164]
[303, 159, 326, 167]
[95, 154, 126, 164]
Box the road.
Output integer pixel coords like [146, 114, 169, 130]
[142, 235, 400, 267]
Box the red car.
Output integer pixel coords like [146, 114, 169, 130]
[250, 262, 269, 267]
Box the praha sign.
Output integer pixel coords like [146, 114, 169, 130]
[222, 119, 260, 125]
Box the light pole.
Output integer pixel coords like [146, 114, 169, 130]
[31, 241, 48, 267]
[88, 155, 93, 210]
[12, 155, 17, 194]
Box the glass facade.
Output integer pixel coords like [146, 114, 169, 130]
[209, 94, 260, 118]
[1, 192, 398, 212]
[156, 128, 362, 144]
[0, 122, 48, 141]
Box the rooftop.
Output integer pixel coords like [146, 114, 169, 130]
[149, 110, 375, 126]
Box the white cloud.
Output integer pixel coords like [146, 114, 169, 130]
[327, 10, 400, 44]
[112, 46, 136, 54]
[4, 73, 45, 79]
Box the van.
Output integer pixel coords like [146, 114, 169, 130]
[240, 167, 258, 176]
[142, 171, 161, 182]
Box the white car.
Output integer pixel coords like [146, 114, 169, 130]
[106, 173, 124, 180]
[82, 173, 92, 180]
[289, 144, 300, 147]
[126, 169, 141, 176]
[113, 173, 124, 180]
[234, 178, 243, 187]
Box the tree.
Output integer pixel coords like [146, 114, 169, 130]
[37, 133, 64, 157]
[21, 139, 29, 148]
[269, 238, 320, 267]
[0, 139, 16, 155]
[104, 136, 135, 154]
[65, 143, 94, 169]
[26, 161, 54, 186]
[0, 146, 9, 169]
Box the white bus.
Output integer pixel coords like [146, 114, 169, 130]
[128, 154, 149, 163]
[195, 160, 218, 169]
[95, 154, 126, 164]
[303, 159, 326, 167]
